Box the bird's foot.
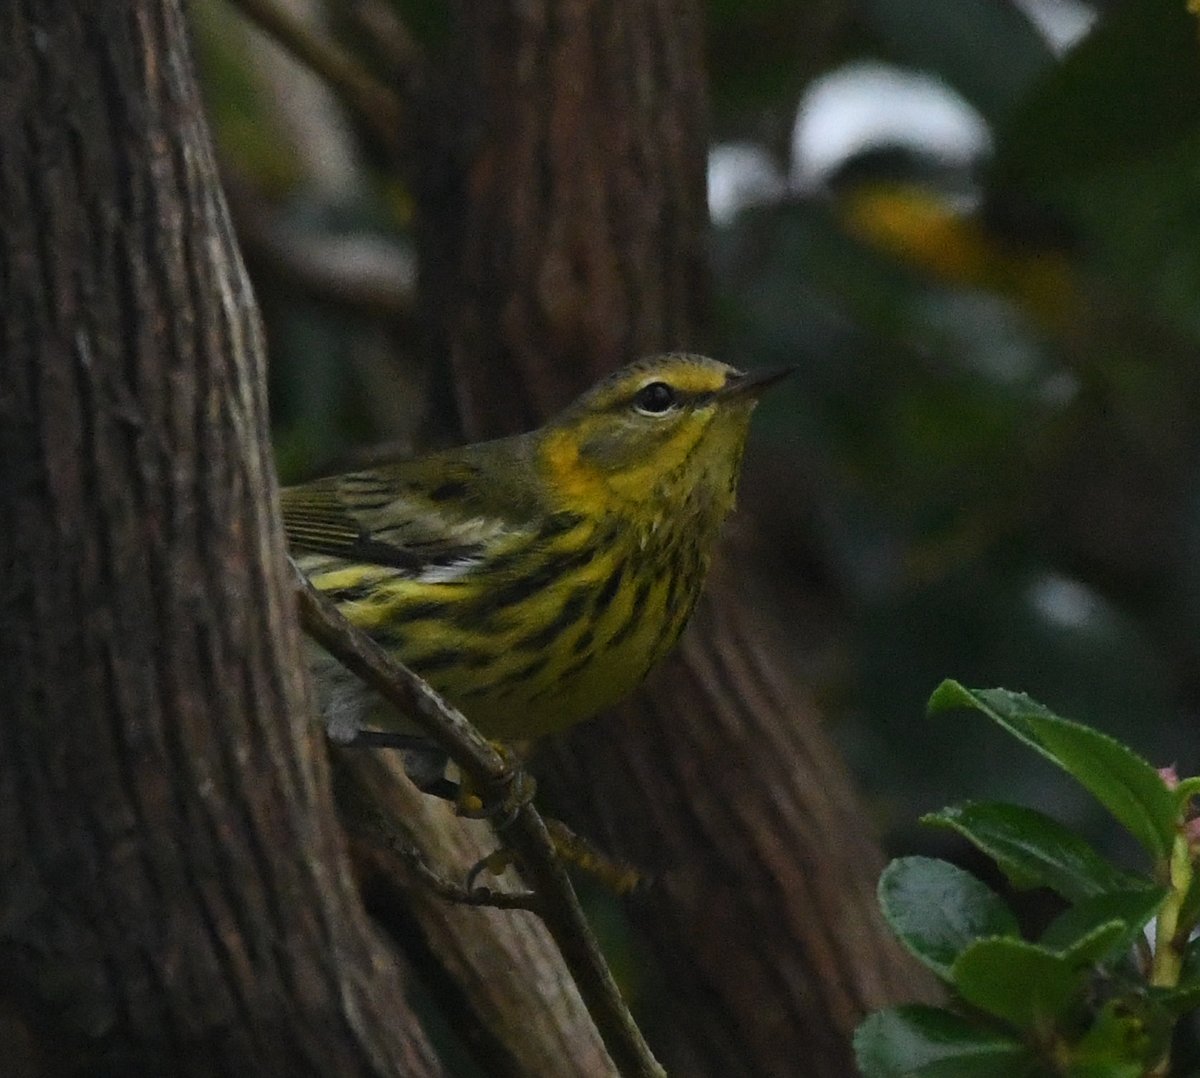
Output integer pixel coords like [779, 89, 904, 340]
[455, 741, 537, 826]
[464, 816, 646, 896]
[544, 818, 646, 895]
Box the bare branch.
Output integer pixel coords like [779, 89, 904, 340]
[225, 0, 405, 159]
[333, 745, 620, 1075]
[385, 830, 542, 912]
[226, 181, 417, 317]
[293, 567, 666, 1078]
[333, 0, 421, 79]
[294, 567, 508, 775]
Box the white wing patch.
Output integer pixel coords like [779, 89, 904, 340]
[416, 555, 486, 583]
[368, 507, 519, 582]
[435, 513, 515, 546]
[371, 502, 515, 546]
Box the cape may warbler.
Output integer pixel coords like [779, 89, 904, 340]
[284, 353, 790, 742]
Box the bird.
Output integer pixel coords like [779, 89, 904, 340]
[282, 353, 791, 746]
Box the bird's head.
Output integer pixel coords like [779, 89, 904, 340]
[537, 353, 792, 519]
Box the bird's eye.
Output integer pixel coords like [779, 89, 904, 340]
[633, 381, 677, 416]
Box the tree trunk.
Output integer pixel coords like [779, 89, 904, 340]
[417, 0, 711, 436]
[414, 2, 937, 1074]
[0, 4, 439, 1075]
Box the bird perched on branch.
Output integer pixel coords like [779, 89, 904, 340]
[283, 353, 790, 745]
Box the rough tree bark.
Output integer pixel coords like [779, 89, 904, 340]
[416, 1, 710, 439]
[413, 2, 937, 1075]
[0, 4, 439, 1075]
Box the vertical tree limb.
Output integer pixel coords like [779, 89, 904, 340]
[224, 0, 406, 157]
[0, 3, 438, 1074]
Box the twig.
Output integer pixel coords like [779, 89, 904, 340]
[293, 566, 666, 1078]
[294, 567, 508, 775]
[384, 829, 542, 912]
[226, 180, 417, 318]
[333, 0, 421, 80]
[336, 763, 541, 911]
[225, 0, 405, 158]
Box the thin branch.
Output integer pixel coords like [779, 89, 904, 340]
[226, 180, 417, 318]
[293, 567, 666, 1078]
[225, 0, 405, 159]
[334, 0, 421, 81]
[385, 831, 542, 912]
[294, 568, 508, 775]
[340, 776, 542, 911]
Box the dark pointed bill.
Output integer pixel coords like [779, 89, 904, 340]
[718, 365, 797, 401]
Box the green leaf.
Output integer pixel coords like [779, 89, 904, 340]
[1067, 1059, 1150, 1078]
[1174, 775, 1200, 804]
[854, 1005, 1037, 1078]
[1046, 920, 1127, 968]
[928, 682, 1177, 862]
[923, 801, 1144, 903]
[1069, 995, 1170, 1076]
[1024, 722, 1176, 864]
[926, 684, 1064, 770]
[952, 937, 1086, 1030]
[1040, 889, 1165, 967]
[1170, 934, 1200, 1010]
[879, 857, 1018, 979]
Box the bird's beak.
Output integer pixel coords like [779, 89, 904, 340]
[718, 365, 796, 401]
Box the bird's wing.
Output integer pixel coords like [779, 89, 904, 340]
[281, 448, 542, 579]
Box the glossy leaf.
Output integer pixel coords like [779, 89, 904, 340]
[878, 857, 1018, 979]
[923, 801, 1142, 902]
[855, 1005, 1037, 1078]
[926, 683, 1058, 754]
[952, 937, 1085, 1030]
[1066, 1059, 1151, 1078]
[1150, 981, 1200, 1017]
[1025, 720, 1176, 864]
[1045, 919, 1127, 969]
[1177, 872, 1200, 949]
[1182, 933, 1200, 986]
[928, 682, 1177, 862]
[1040, 889, 1165, 967]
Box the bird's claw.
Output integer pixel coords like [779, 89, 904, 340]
[465, 848, 519, 892]
[545, 818, 647, 895]
[455, 742, 537, 826]
[462, 817, 647, 896]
